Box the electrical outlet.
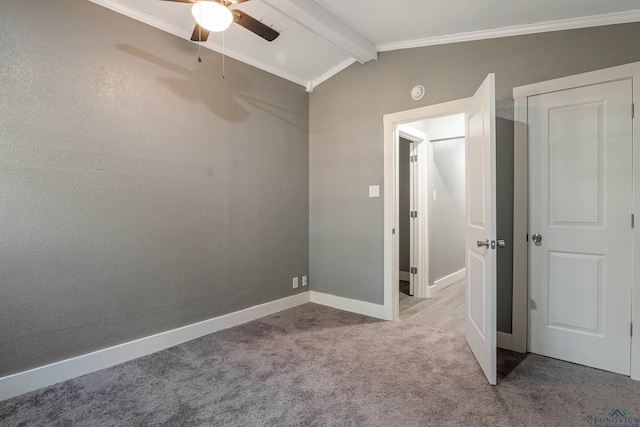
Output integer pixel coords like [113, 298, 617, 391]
[293, 277, 299, 289]
[302, 276, 308, 287]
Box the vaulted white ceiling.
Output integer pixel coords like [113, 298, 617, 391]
[91, 0, 640, 91]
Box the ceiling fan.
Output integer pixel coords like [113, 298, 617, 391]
[162, 0, 280, 43]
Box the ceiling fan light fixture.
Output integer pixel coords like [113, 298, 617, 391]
[191, 1, 233, 32]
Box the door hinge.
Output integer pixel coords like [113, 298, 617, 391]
[410, 210, 418, 218]
[631, 323, 633, 337]
[632, 103, 635, 119]
[410, 267, 417, 274]
[392, 228, 396, 235]
[410, 155, 418, 162]
[526, 233, 529, 242]
[632, 213, 635, 229]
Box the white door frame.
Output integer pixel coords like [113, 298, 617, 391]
[383, 98, 470, 321]
[398, 126, 429, 299]
[512, 61, 640, 379]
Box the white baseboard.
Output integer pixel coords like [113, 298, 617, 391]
[432, 268, 466, 294]
[310, 291, 386, 320]
[0, 292, 311, 401]
[497, 331, 513, 351]
[399, 271, 410, 282]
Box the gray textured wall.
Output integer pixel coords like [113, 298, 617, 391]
[308, 22, 640, 331]
[427, 138, 465, 285]
[0, 0, 309, 376]
[398, 138, 411, 273]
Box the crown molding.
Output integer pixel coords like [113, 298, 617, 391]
[88, 1, 640, 91]
[376, 9, 640, 52]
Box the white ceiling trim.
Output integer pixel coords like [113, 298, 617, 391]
[377, 9, 640, 52]
[307, 57, 356, 92]
[88, 0, 310, 86]
[261, 0, 376, 63]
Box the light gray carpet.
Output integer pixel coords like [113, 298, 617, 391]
[1, 303, 639, 426]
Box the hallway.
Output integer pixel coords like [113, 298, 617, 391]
[399, 279, 465, 334]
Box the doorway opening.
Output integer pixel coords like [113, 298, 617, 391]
[384, 74, 499, 385]
[383, 97, 472, 324]
[397, 115, 466, 334]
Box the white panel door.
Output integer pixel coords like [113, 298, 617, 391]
[529, 79, 633, 375]
[465, 74, 497, 385]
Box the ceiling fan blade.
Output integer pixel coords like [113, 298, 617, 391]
[231, 10, 279, 42]
[161, 0, 198, 3]
[190, 24, 210, 42]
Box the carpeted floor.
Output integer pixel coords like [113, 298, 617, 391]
[1, 303, 639, 426]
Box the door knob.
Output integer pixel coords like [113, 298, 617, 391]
[497, 239, 506, 248]
[477, 239, 489, 248]
[532, 234, 542, 244]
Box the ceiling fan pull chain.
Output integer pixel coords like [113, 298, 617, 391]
[197, 8, 202, 62]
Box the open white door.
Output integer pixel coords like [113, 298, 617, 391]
[465, 74, 497, 385]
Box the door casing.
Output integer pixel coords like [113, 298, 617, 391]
[512, 61, 640, 380]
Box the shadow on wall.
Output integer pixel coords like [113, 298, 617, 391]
[117, 43, 249, 122]
[496, 116, 514, 334]
[117, 44, 308, 133]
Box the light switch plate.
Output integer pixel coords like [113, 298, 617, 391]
[293, 277, 299, 289]
[369, 185, 380, 198]
[302, 276, 307, 287]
